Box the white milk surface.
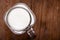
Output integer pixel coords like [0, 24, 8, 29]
[7, 8, 30, 31]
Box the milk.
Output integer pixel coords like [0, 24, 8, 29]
[7, 8, 30, 31]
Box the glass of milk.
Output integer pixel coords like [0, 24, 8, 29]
[4, 3, 36, 39]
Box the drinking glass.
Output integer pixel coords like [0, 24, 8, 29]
[4, 3, 36, 39]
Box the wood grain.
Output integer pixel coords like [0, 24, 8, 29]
[0, 0, 60, 40]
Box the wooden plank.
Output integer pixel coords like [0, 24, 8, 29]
[31, 0, 42, 40]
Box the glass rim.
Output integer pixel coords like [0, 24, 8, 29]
[5, 7, 32, 31]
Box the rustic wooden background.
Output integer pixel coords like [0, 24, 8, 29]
[0, 0, 60, 40]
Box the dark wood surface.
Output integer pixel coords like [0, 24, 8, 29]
[0, 0, 60, 40]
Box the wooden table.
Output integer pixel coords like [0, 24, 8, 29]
[0, 0, 60, 40]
